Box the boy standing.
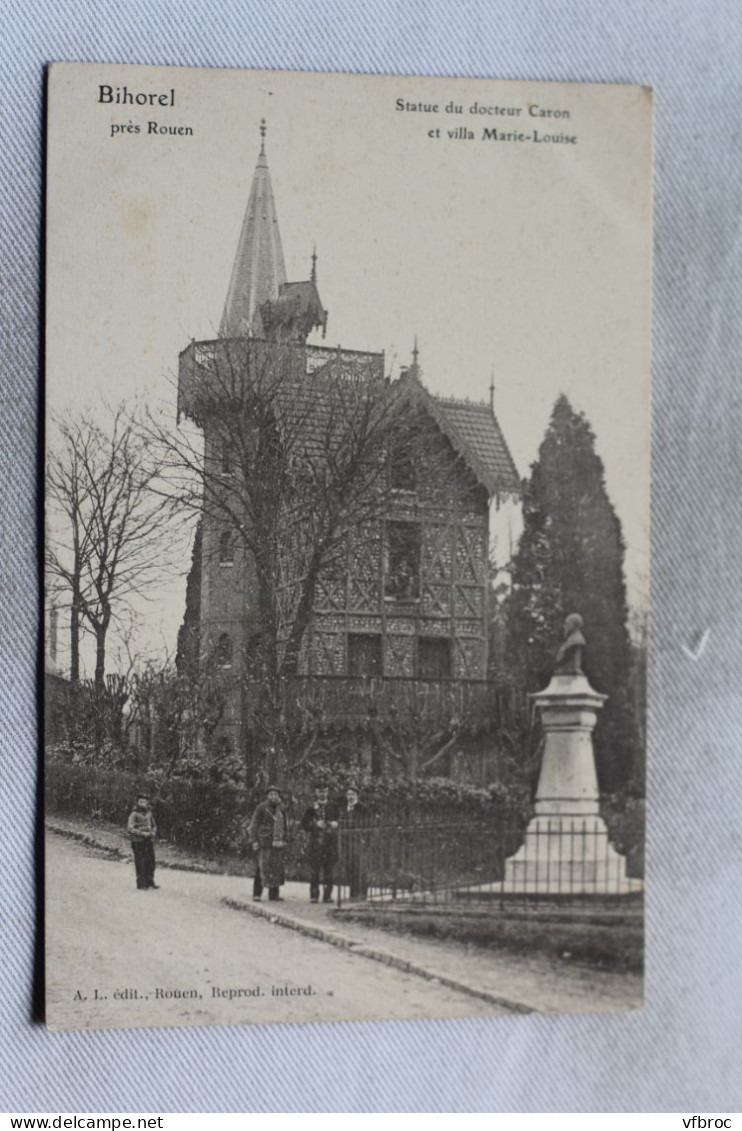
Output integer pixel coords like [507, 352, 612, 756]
[127, 793, 159, 890]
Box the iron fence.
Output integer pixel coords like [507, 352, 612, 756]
[46, 764, 643, 904]
[335, 807, 644, 907]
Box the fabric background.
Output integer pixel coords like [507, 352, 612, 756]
[1, 0, 740, 1113]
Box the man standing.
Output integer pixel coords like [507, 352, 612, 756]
[342, 784, 369, 900]
[127, 793, 158, 890]
[248, 785, 288, 902]
[301, 783, 340, 903]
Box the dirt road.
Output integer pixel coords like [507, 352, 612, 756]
[46, 832, 504, 1030]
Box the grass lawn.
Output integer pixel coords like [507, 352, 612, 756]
[334, 899, 643, 973]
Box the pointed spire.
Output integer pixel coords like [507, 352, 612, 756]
[219, 121, 287, 339]
[489, 368, 495, 412]
[310, 244, 317, 284]
[411, 336, 420, 374]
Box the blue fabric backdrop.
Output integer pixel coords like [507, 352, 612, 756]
[1, 0, 741, 1112]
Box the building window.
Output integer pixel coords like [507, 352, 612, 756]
[221, 441, 234, 475]
[216, 735, 232, 759]
[385, 521, 420, 600]
[246, 633, 264, 681]
[418, 637, 452, 680]
[216, 632, 233, 667]
[390, 443, 416, 491]
[348, 633, 382, 678]
[219, 530, 235, 565]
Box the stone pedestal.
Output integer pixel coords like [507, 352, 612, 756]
[502, 673, 641, 895]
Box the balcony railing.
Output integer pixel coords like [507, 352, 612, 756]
[178, 337, 386, 424]
[246, 675, 525, 732]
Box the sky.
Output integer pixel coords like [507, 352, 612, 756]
[46, 63, 652, 674]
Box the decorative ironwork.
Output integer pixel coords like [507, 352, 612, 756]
[335, 809, 644, 907]
[249, 674, 504, 731]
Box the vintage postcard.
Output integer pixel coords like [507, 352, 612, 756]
[45, 62, 652, 1030]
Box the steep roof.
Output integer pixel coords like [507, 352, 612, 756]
[433, 396, 520, 497]
[261, 280, 328, 341]
[396, 371, 520, 499]
[289, 365, 521, 499]
[219, 134, 287, 339]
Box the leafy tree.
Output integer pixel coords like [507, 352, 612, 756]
[505, 395, 641, 793]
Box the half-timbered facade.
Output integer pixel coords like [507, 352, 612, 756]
[177, 127, 520, 771]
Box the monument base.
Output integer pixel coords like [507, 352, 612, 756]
[501, 813, 643, 895]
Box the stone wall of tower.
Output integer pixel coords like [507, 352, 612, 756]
[198, 424, 254, 760]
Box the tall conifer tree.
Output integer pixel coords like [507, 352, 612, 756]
[176, 521, 202, 681]
[505, 395, 640, 793]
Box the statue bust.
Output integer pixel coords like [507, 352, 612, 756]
[554, 613, 586, 675]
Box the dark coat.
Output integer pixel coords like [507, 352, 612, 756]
[301, 801, 341, 865]
[341, 800, 369, 824]
[247, 800, 287, 889]
[248, 800, 287, 848]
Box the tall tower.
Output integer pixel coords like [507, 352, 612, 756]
[178, 124, 327, 763]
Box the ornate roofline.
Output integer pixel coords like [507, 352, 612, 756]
[392, 372, 520, 498]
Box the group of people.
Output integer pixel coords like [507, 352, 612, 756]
[126, 783, 369, 903]
[247, 782, 368, 904]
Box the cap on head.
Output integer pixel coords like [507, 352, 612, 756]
[266, 784, 282, 796]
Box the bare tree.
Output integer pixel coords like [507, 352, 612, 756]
[155, 344, 395, 664]
[46, 427, 94, 683]
[46, 404, 173, 696]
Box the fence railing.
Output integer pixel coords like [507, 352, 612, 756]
[335, 810, 644, 907]
[46, 764, 643, 903]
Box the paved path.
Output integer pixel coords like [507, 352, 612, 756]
[45, 832, 503, 1031]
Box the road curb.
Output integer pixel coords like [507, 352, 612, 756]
[222, 897, 534, 1015]
[46, 823, 216, 875]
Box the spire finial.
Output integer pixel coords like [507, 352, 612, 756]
[311, 244, 317, 284]
[259, 118, 266, 156]
[412, 335, 419, 371]
[489, 368, 495, 411]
